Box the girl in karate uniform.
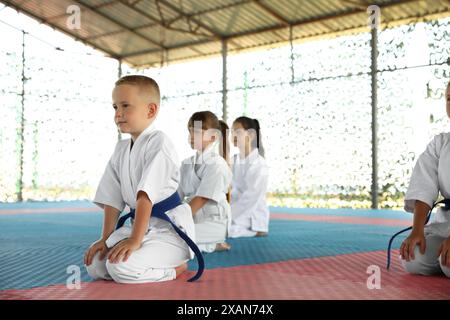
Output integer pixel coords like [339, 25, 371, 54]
[84, 75, 198, 283]
[229, 116, 270, 238]
[178, 111, 233, 253]
[400, 81, 450, 277]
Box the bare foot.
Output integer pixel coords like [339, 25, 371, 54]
[175, 262, 188, 278]
[215, 242, 231, 252]
[255, 231, 268, 237]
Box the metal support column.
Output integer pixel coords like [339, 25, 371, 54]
[370, 26, 379, 209]
[222, 39, 228, 122]
[17, 31, 26, 202]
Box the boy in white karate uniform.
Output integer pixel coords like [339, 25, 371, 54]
[179, 111, 233, 253]
[84, 75, 198, 283]
[229, 116, 270, 238]
[400, 82, 450, 277]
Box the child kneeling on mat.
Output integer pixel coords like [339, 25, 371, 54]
[178, 111, 233, 253]
[84, 75, 203, 283]
[399, 81, 450, 277]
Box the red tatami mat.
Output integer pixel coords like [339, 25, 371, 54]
[1, 250, 449, 300]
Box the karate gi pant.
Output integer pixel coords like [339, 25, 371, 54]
[400, 232, 450, 278]
[195, 219, 228, 253]
[85, 225, 190, 283]
[228, 215, 267, 238]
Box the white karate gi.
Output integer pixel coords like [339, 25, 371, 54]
[85, 124, 195, 283]
[178, 143, 232, 253]
[401, 132, 450, 277]
[229, 149, 270, 238]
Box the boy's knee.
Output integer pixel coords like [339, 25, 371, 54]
[105, 260, 125, 282]
[105, 260, 138, 283]
[400, 247, 427, 275]
[85, 253, 110, 280]
[85, 263, 98, 279]
[402, 258, 425, 275]
[400, 250, 424, 274]
[438, 256, 450, 278]
[400, 248, 440, 276]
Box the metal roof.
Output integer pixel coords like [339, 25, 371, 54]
[1, 0, 449, 67]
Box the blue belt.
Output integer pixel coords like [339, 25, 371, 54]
[115, 192, 204, 282]
[386, 198, 450, 269]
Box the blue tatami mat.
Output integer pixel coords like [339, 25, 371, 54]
[0, 200, 98, 210]
[1, 201, 409, 219]
[269, 206, 411, 220]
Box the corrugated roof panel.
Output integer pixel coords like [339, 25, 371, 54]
[293, 21, 330, 38]
[198, 2, 280, 36]
[135, 25, 167, 44]
[126, 51, 163, 67]
[323, 12, 365, 30]
[299, 0, 340, 18]
[89, 31, 160, 55]
[81, 0, 113, 7]
[10, 0, 72, 19]
[305, 20, 331, 33]
[96, 1, 154, 29]
[195, 5, 241, 34]
[1, 0, 449, 67]
[272, 27, 291, 41]
[245, 32, 278, 47]
[386, 3, 419, 20]
[267, 0, 366, 23]
[189, 40, 222, 55]
[134, 0, 180, 21]
[263, 0, 323, 22]
[401, 3, 423, 17]
[39, 0, 116, 22]
[257, 0, 292, 22]
[260, 0, 300, 21]
[292, 23, 319, 38]
[166, 46, 203, 61]
[50, 12, 122, 39]
[168, 17, 216, 38]
[198, 4, 238, 34]
[136, 24, 208, 47]
[166, 32, 210, 47]
[250, 28, 290, 44]
[176, 0, 246, 15]
[231, 2, 281, 32]
[377, 0, 450, 22]
[231, 30, 286, 49]
[293, 26, 318, 38]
